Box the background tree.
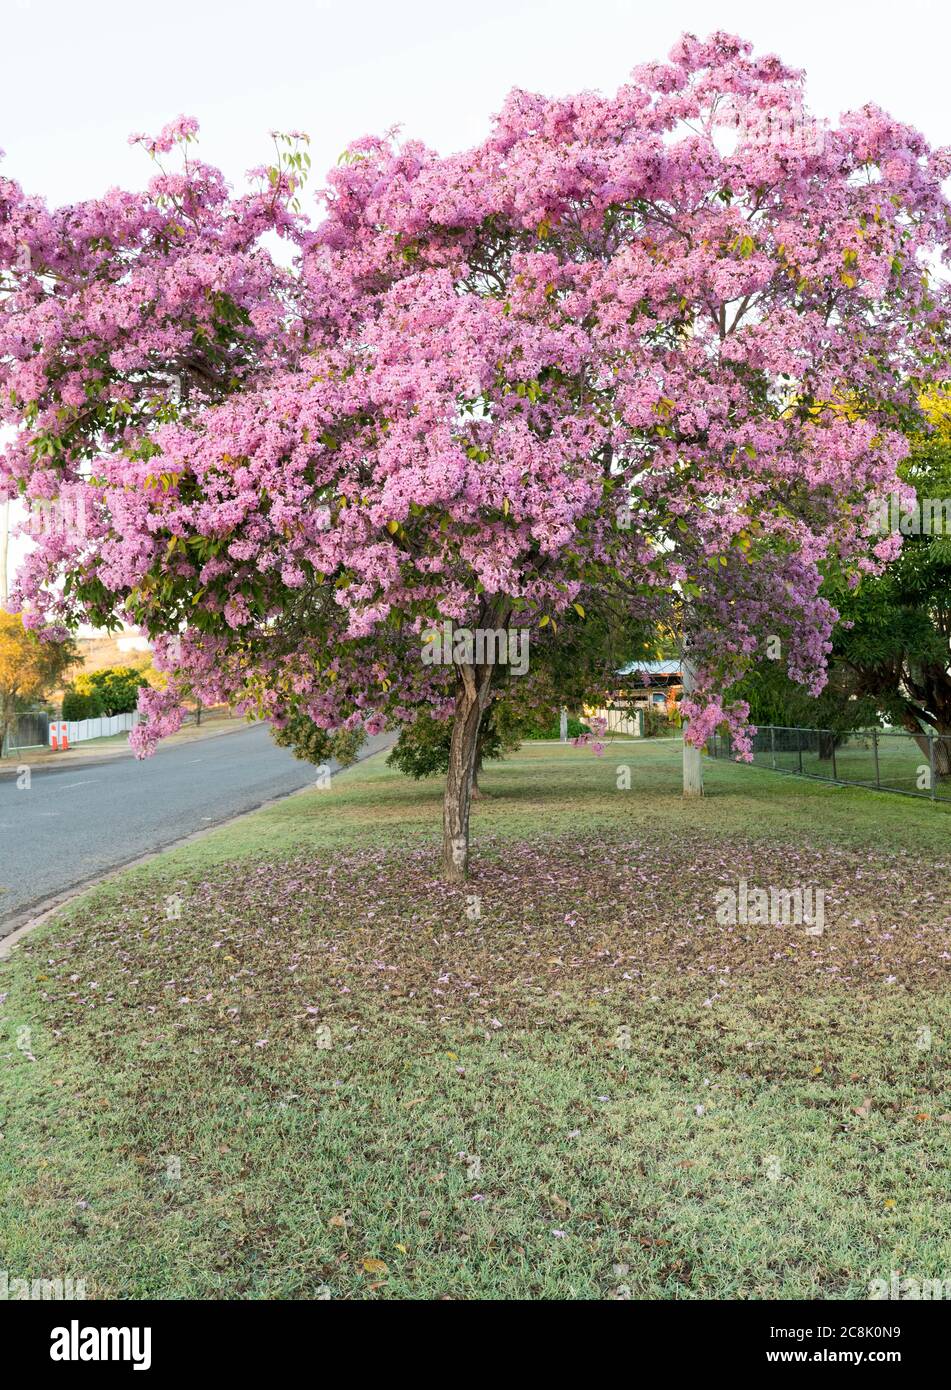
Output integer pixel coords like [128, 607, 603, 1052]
[71, 665, 150, 717]
[825, 408, 951, 775]
[729, 656, 879, 757]
[727, 392, 951, 771]
[0, 612, 75, 754]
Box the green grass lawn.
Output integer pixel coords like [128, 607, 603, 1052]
[1, 739, 949, 1299]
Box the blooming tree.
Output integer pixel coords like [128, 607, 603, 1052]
[3, 33, 950, 880]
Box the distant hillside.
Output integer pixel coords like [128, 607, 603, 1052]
[74, 630, 151, 675]
[47, 629, 154, 704]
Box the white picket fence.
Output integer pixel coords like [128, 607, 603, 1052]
[64, 711, 141, 744]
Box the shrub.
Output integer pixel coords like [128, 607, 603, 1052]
[62, 687, 107, 720]
[270, 711, 365, 767]
[521, 714, 588, 740]
[387, 714, 455, 779]
[643, 707, 676, 738]
[387, 709, 517, 779]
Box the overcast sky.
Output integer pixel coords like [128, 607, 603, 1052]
[3, 0, 951, 588]
[4, 0, 951, 208]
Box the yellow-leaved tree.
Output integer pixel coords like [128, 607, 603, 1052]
[0, 612, 77, 756]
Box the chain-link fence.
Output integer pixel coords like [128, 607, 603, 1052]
[706, 725, 951, 802]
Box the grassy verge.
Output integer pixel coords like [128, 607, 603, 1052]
[1, 741, 949, 1299]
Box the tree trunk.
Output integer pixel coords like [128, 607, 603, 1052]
[442, 662, 494, 882]
[471, 714, 495, 800]
[817, 731, 837, 761]
[937, 735, 951, 780]
[904, 715, 951, 781]
[471, 747, 483, 800]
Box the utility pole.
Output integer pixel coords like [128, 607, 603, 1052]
[681, 646, 704, 797]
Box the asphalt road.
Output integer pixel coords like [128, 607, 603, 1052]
[0, 724, 394, 935]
